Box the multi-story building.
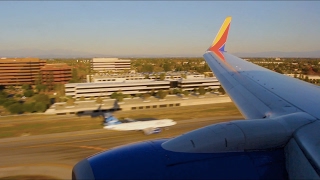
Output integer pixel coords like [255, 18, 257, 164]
[91, 58, 131, 73]
[65, 80, 170, 98]
[177, 75, 220, 91]
[0, 58, 46, 85]
[40, 63, 72, 84]
[65, 74, 221, 98]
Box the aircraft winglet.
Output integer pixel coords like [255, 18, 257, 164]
[208, 16, 232, 60]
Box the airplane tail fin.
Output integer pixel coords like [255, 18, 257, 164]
[104, 113, 121, 126]
[208, 17, 232, 55]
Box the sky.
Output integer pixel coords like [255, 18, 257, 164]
[0, 1, 320, 57]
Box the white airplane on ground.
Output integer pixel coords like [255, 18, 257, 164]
[103, 112, 176, 135]
[72, 17, 320, 180]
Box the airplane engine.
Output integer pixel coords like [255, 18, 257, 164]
[72, 139, 287, 180]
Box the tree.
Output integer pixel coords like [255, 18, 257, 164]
[96, 97, 103, 104]
[110, 92, 124, 102]
[181, 74, 187, 79]
[198, 86, 206, 95]
[182, 90, 189, 97]
[35, 73, 43, 85]
[80, 96, 85, 101]
[173, 88, 180, 94]
[160, 73, 166, 81]
[24, 89, 34, 97]
[35, 84, 47, 93]
[141, 64, 154, 72]
[193, 88, 198, 94]
[23, 102, 35, 113]
[33, 94, 50, 106]
[22, 84, 31, 90]
[8, 103, 23, 114]
[116, 93, 124, 102]
[150, 89, 156, 96]
[157, 90, 167, 99]
[163, 63, 171, 72]
[54, 84, 65, 96]
[47, 71, 54, 91]
[66, 98, 75, 106]
[34, 102, 47, 112]
[218, 86, 226, 95]
[142, 93, 151, 100]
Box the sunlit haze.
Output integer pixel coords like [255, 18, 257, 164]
[1, 1, 320, 57]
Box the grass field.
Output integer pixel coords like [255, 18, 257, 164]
[0, 102, 242, 139]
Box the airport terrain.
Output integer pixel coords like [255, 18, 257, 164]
[0, 110, 242, 179]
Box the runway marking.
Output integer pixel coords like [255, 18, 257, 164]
[53, 144, 107, 151]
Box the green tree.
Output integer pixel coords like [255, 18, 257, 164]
[163, 63, 171, 72]
[33, 94, 50, 106]
[35, 84, 47, 92]
[35, 73, 43, 85]
[96, 97, 103, 104]
[3, 100, 16, 108]
[24, 89, 34, 97]
[182, 90, 189, 97]
[193, 88, 198, 94]
[142, 93, 151, 100]
[8, 103, 23, 114]
[198, 86, 206, 95]
[116, 93, 124, 102]
[23, 102, 35, 113]
[157, 90, 167, 99]
[160, 73, 166, 81]
[80, 96, 85, 101]
[66, 98, 75, 106]
[21, 84, 31, 90]
[54, 84, 65, 96]
[34, 102, 47, 112]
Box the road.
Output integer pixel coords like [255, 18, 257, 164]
[0, 115, 243, 179]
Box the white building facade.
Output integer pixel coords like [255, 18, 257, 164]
[91, 58, 131, 73]
[65, 80, 170, 98]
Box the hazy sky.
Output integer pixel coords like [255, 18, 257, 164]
[1, 1, 320, 56]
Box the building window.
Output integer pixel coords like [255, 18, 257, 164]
[131, 107, 137, 110]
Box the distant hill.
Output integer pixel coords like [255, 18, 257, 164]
[233, 50, 320, 58]
[0, 49, 110, 58]
[1, 48, 320, 58]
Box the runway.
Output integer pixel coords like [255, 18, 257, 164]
[0, 115, 243, 179]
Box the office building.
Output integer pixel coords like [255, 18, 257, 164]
[91, 58, 131, 73]
[0, 58, 45, 85]
[40, 63, 72, 84]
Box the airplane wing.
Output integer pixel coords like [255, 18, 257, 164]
[204, 17, 320, 120]
[72, 17, 320, 180]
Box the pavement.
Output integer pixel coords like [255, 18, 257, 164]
[0, 115, 243, 179]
